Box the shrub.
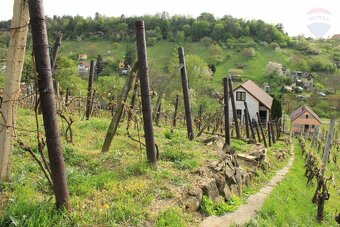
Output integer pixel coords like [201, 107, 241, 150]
[265, 61, 283, 77]
[269, 42, 280, 49]
[155, 208, 186, 227]
[310, 58, 336, 73]
[242, 47, 256, 58]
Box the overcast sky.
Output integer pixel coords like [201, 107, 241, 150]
[1, 0, 340, 38]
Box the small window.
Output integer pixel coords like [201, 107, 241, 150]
[306, 115, 309, 119]
[236, 91, 246, 101]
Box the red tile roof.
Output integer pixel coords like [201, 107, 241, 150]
[235, 80, 273, 109]
[290, 105, 321, 123]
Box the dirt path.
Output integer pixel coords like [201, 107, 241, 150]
[200, 145, 295, 227]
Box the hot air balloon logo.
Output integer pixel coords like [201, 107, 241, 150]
[306, 8, 332, 38]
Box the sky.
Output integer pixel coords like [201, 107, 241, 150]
[1, 0, 340, 38]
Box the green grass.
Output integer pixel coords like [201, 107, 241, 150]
[249, 140, 339, 226]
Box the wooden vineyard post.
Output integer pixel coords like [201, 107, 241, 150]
[257, 113, 267, 147]
[135, 21, 157, 165]
[178, 47, 194, 140]
[316, 118, 335, 222]
[28, 0, 71, 210]
[269, 113, 276, 143]
[198, 105, 203, 131]
[228, 77, 240, 139]
[101, 64, 137, 152]
[128, 80, 139, 124]
[85, 60, 94, 120]
[244, 109, 250, 139]
[267, 122, 272, 147]
[155, 102, 161, 126]
[0, 0, 29, 182]
[255, 120, 261, 142]
[244, 101, 256, 141]
[172, 95, 179, 129]
[223, 78, 230, 145]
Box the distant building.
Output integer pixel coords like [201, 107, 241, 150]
[331, 34, 340, 39]
[78, 54, 88, 61]
[230, 80, 273, 124]
[290, 105, 321, 133]
[290, 71, 314, 90]
[77, 61, 90, 74]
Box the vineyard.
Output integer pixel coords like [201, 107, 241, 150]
[0, 0, 340, 226]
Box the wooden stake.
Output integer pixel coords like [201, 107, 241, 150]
[0, 0, 29, 182]
[178, 47, 194, 140]
[29, 0, 70, 210]
[135, 21, 157, 165]
[85, 60, 94, 120]
[173, 95, 179, 128]
[228, 77, 240, 139]
[244, 101, 256, 141]
[223, 78, 230, 145]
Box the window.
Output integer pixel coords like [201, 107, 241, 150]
[236, 91, 246, 101]
[306, 115, 309, 119]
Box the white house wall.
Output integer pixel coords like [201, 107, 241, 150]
[229, 87, 260, 122]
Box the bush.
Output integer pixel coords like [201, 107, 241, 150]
[242, 47, 256, 58]
[265, 61, 283, 77]
[269, 42, 280, 49]
[310, 58, 336, 73]
[155, 208, 186, 227]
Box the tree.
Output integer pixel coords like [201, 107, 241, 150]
[265, 61, 283, 78]
[326, 74, 340, 94]
[271, 96, 282, 119]
[242, 47, 256, 58]
[95, 54, 105, 76]
[282, 93, 298, 115]
[124, 44, 136, 67]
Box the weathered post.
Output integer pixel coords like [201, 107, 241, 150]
[228, 77, 240, 139]
[223, 78, 230, 145]
[65, 88, 69, 105]
[254, 120, 261, 142]
[28, 0, 70, 210]
[256, 113, 267, 147]
[155, 102, 161, 126]
[173, 95, 179, 128]
[128, 80, 139, 123]
[269, 113, 276, 143]
[198, 105, 203, 131]
[244, 101, 256, 141]
[244, 109, 250, 138]
[102, 64, 137, 152]
[267, 122, 272, 147]
[135, 21, 157, 165]
[317, 118, 335, 222]
[178, 47, 194, 140]
[0, 0, 29, 182]
[85, 60, 94, 120]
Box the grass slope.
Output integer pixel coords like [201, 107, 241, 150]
[249, 140, 339, 226]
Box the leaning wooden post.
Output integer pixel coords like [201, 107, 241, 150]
[228, 77, 240, 139]
[172, 95, 179, 128]
[28, 0, 70, 210]
[223, 78, 230, 145]
[244, 101, 256, 141]
[257, 112, 267, 147]
[101, 64, 137, 152]
[267, 122, 272, 147]
[0, 0, 29, 182]
[178, 47, 194, 140]
[135, 21, 157, 165]
[269, 113, 276, 143]
[85, 60, 94, 120]
[317, 118, 335, 222]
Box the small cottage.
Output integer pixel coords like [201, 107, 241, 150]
[290, 105, 321, 133]
[229, 80, 273, 124]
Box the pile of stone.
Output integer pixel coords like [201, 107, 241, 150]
[183, 153, 253, 212]
[183, 138, 275, 212]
